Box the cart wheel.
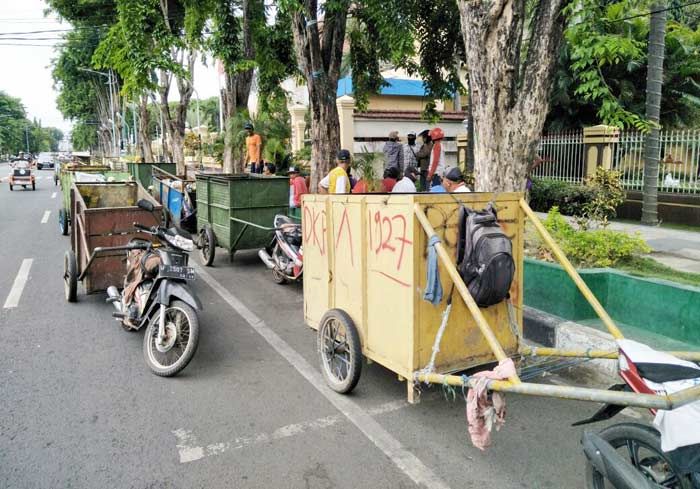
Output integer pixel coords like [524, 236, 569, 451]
[54, 175, 58, 186]
[64, 250, 78, 303]
[199, 226, 216, 266]
[58, 209, 69, 236]
[9, 184, 12, 191]
[317, 309, 362, 394]
[32, 181, 35, 191]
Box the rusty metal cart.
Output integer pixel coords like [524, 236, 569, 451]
[58, 164, 131, 236]
[63, 181, 162, 302]
[303, 193, 700, 410]
[195, 173, 289, 266]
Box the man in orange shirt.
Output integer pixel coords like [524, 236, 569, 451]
[244, 122, 263, 173]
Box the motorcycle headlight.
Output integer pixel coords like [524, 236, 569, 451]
[166, 233, 194, 251]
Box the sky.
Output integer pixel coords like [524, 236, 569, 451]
[0, 0, 222, 137]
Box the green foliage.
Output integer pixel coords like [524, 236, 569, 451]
[71, 121, 98, 151]
[540, 207, 651, 268]
[552, 0, 700, 130]
[351, 148, 382, 191]
[530, 169, 626, 226]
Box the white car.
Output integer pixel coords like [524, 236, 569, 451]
[37, 153, 55, 170]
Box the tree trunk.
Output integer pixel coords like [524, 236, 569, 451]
[641, 2, 667, 226]
[138, 94, 154, 162]
[458, 0, 568, 192]
[290, 1, 348, 191]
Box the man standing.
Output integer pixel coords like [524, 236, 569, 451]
[244, 122, 263, 174]
[392, 166, 419, 193]
[288, 166, 308, 218]
[442, 167, 471, 193]
[319, 149, 352, 194]
[427, 127, 446, 189]
[415, 130, 433, 190]
[403, 131, 419, 169]
[383, 131, 403, 174]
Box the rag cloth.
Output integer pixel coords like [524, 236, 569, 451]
[423, 235, 443, 305]
[466, 358, 517, 450]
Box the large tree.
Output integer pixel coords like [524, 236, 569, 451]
[285, 0, 350, 190]
[457, 0, 569, 191]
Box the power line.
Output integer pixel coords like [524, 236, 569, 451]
[611, 0, 700, 23]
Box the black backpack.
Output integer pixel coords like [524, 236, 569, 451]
[456, 203, 515, 307]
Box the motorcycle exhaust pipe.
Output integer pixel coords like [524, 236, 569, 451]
[258, 249, 275, 270]
[106, 286, 123, 313]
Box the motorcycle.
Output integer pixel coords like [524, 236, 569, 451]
[575, 339, 700, 488]
[106, 199, 202, 377]
[258, 214, 303, 284]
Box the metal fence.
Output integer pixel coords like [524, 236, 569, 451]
[533, 129, 700, 193]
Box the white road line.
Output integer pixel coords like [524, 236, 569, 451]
[3, 259, 33, 309]
[194, 264, 451, 489]
[173, 399, 412, 464]
[51, 192, 57, 199]
[41, 210, 51, 224]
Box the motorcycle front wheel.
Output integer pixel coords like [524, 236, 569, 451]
[585, 422, 693, 489]
[143, 300, 200, 377]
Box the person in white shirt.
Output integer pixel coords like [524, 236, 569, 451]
[442, 167, 471, 193]
[392, 166, 419, 193]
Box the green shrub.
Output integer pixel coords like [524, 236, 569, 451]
[578, 168, 626, 229]
[529, 178, 594, 216]
[538, 207, 651, 268]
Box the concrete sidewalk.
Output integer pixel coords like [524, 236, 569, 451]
[535, 212, 700, 273]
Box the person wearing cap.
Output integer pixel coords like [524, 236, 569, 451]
[319, 149, 352, 194]
[402, 131, 420, 170]
[443, 167, 471, 193]
[392, 166, 419, 193]
[288, 166, 308, 218]
[383, 130, 404, 174]
[427, 127, 446, 189]
[415, 129, 433, 190]
[244, 122, 263, 174]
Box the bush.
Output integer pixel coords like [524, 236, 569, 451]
[536, 207, 651, 268]
[529, 178, 595, 216]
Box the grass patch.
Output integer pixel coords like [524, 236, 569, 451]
[617, 256, 700, 288]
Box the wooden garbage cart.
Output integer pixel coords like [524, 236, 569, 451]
[63, 181, 162, 301]
[303, 193, 700, 410]
[58, 164, 131, 236]
[303, 193, 524, 401]
[195, 173, 289, 266]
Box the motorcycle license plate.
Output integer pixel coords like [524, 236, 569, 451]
[159, 264, 195, 280]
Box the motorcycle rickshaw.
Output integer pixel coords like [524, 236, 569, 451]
[8, 158, 36, 191]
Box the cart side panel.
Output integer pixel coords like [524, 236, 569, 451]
[413, 194, 523, 374]
[328, 198, 366, 345]
[363, 196, 415, 376]
[303, 196, 331, 329]
[195, 175, 210, 233]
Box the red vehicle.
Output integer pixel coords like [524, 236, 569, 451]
[8, 158, 36, 191]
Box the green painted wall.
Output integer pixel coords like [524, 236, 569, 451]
[524, 258, 700, 346]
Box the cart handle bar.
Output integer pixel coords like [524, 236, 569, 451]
[77, 242, 152, 281]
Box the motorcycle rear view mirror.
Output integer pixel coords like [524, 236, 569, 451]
[137, 199, 155, 212]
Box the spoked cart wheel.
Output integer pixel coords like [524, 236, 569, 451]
[58, 208, 69, 236]
[198, 226, 216, 266]
[64, 250, 78, 302]
[317, 309, 362, 394]
[584, 423, 693, 489]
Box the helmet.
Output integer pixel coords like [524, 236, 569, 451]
[429, 127, 444, 141]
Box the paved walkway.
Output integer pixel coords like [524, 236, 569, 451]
[535, 212, 700, 273]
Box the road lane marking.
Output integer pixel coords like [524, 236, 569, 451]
[3, 259, 33, 309]
[41, 211, 51, 223]
[194, 264, 451, 489]
[173, 399, 413, 464]
[51, 192, 56, 199]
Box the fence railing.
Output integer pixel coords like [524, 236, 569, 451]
[534, 128, 700, 194]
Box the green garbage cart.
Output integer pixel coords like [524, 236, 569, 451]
[127, 162, 177, 189]
[58, 165, 131, 236]
[195, 173, 289, 265]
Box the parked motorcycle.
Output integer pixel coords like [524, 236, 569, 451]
[258, 214, 303, 284]
[575, 339, 700, 488]
[107, 199, 202, 377]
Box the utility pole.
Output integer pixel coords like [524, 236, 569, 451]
[25, 125, 29, 153]
[641, 2, 667, 226]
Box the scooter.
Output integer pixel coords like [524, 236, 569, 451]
[106, 199, 202, 377]
[575, 339, 700, 488]
[258, 214, 303, 284]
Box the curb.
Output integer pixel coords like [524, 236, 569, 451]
[523, 306, 618, 385]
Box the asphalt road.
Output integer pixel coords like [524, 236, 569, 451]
[0, 169, 633, 489]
